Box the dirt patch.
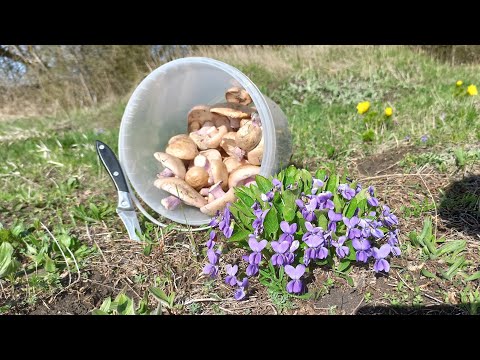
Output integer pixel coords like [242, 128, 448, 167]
[356, 146, 418, 176]
[313, 287, 364, 315]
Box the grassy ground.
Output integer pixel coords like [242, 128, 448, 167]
[1, 45, 479, 315]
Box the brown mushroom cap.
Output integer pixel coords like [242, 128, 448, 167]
[235, 120, 262, 152]
[199, 149, 222, 162]
[165, 137, 198, 160]
[153, 152, 187, 179]
[247, 136, 263, 166]
[209, 159, 229, 191]
[168, 134, 190, 145]
[154, 177, 206, 208]
[223, 157, 249, 173]
[228, 165, 261, 188]
[211, 113, 232, 131]
[200, 188, 236, 216]
[210, 102, 253, 119]
[225, 87, 252, 106]
[185, 166, 210, 190]
[188, 105, 212, 126]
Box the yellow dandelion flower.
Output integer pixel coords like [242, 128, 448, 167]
[467, 84, 478, 96]
[357, 101, 370, 115]
[456, 80, 463, 87]
[385, 107, 393, 117]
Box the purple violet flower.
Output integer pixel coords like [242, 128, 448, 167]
[355, 183, 362, 194]
[352, 238, 371, 263]
[343, 215, 361, 239]
[317, 191, 335, 210]
[332, 235, 349, 258]
[245, 236, 267, 276]
[279, 221, 297, 244]
[261, 191, 274, 202]
[311, 178, 324, 194]
[285, 264, 306, 294]
[387, 230, 401, 256]
[272, 178, 282, 191]
[372, 244, 391, 273]
[421, 134, 428, 143]
[271, 240, 290, 266]
[382, 205, 398, 228]
[328, 209, 343, 232]
[368, 197, 379, 207]
[206, 230, 216, 249]
[234, 277, 249, 301]
[203, 263, 219, 278]
[252, 208, 269, 236]
[338, 183, 356, 201]
[225, 264, 238, 286]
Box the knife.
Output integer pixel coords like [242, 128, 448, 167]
[95, 140, 142, 241]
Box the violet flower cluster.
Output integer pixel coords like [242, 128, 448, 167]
[202, 171, 400, 301]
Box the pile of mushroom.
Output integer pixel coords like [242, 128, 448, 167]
[153, 87, 263, 216]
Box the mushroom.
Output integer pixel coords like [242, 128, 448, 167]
[210, 102, 253, 119]
[165, 136, 198, 160]
[168, 134, 190, 145]
[194, 154, 208, 168]
[220, 132, 246, 161]
[228, 165, 261, 188]
[200, 188, 236, 216]
[185, 166, 209, 190]
[189, 122, 228, 150]
[200, 149, 222, 162]
[223, 156, 249, 173]
[188, 105, 212, 132]
[225, 87, 252, 105]
[199, 187, 210, 196]
[154, 152, 186, 179]
[209, 159, 229, 191]
[154, 177, 206, 208]
[247, 136, 263, 166]
[229, 117, 241, 130]
[161, 195, 182, 210]
[211, 113, 232, 131]
[235, 119, 262, 152]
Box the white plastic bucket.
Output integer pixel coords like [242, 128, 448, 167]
[118, 57, 292, 227]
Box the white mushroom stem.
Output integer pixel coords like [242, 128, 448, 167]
[199, 188, 210, 196]
[233, 147, 246, 161]
[242, 176, 257, 187]
[161, 195, 182, 210]
[158, 168, 175, 178]
[209, 181, 226, 199]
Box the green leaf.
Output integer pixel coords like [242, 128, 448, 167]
[436, 240, 466, 257]
[337, 259, 351, 272]
[315, 169, 327, 182]
[299, 169, 313, 192]
[44, 255, 56, 273]
[357, 198, 367, 215]
[228, 226, 250, 243]
[465, 272, 480, 282]
[234, 187, 255, 207]
[92, 309, 109, 315]
[0, 242, 17, 278]
[264, 207, 279, 237]
[317, 213, 328, 231]
[345, 198, 358, 218]
[421, 268, 437, 279]
[442, 257, 466, 280]
[283, 207, 296, 222]
[115, 293, 135, 315]
[149, 287, 169, 303]
[284, 166, 298, 187]
[57, 233, 72, 249]
[333, 194, 343, 212]
[255, 175, 273, 194]
[99, 297, 112, 312]
[326, 174, 338, 194]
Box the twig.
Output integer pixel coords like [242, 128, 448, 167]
[183, 298, 223, 306]
[359, 173, 437, 182]
[0, 279, 7, 300]
[41, 222, 72, 286]
[86, 224, 110, 272]
[351, 297, 364, 315]
[269, 304, 278, 315]
[374, 161, 401, 175]
[218, 306, 234, 314]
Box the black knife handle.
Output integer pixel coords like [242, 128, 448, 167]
[95, 140, 129, 193]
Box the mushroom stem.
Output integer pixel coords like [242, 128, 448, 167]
[209, 181, 226, 199]
[242, 176, 257, 187]
[233, 147, 246, 161]
[161, 195, 182, 210]
[158, 168, 175, 178]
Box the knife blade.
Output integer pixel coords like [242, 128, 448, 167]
[95, 140, 142, 241]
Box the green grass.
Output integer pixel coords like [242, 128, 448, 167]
[1, 45, 480, 314]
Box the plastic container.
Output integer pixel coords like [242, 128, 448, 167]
[118, 57, 292, 226]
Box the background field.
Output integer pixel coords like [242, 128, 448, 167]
[1, 45, 479, 315]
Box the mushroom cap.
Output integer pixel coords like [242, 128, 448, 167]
[210, 102, 253, 119]
[168, 134, 190, 145]
[165, 137, 199, 160]
[223, 157, 249, 173]
[235, 120, 262, 152]
[205, 125, 229, 149]
[209, 159, 229, 191]
[199, 149, 222, 162]
[154, 177, 206, 208]
[200, 188, 236, 216]
[247, 136, 264, 166]
[211, 113, 232, 131]
[185, 166, 210, 190]
[225, 87, 252, 106]
[228, 165, 261, 188]
[153, 152, 186, 179]
[187, 105, 212, 125]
